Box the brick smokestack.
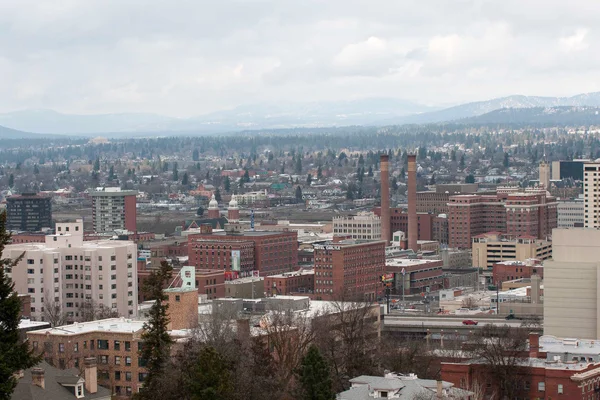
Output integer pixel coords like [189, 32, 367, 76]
[380, 154, 391, 244]
[407, 154, 418, 252]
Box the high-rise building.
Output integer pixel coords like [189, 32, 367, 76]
[448, 189, 557, 249]
[333, 212, 382, 240]
[407, 154, 418, 252]
[313, 238, 385, 301]
[552, 159, 590, 181]
[416, 183, 479, 215]
[584, 161, 600, 228]
[4, 219, 138, 322]
[380, 154, 391, 244]
[6, 193, 52, 232]
[89, 188, 137, 233]
[544, 228, 600, 339]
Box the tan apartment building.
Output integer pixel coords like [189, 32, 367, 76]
[471, 232, 552, 269]
[4, 219, 138, 322]
[27, 288, 197, 398]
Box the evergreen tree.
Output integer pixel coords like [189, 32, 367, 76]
[8, 174, 13, 188]
[182, 172, 189, 186]
[296, 345, 334, 400]
[137, 261, 173, 399]
[295, 157, 303, 174]
[93, 157, 100, 172]
[306, 174, 312, 186]
[197, 206, 204, 216]
[459, 154, 465, 169]
[317, 166, 322, 180]
[430, 173, 436, 185]
[108, 166, 115, 181]
[189, 347, 233, 400]
[367, 165, 373, 177]
[465, 174, 475, 184]
[192, 148, 200, 162]
[0, 211, 41, 398]
[33, 164, 39, 175]
[242, 168, 250, 183]
[391, 177, 398, 192]
[358, 154, 364, 165]
[215, 189, 222, 202]
[224, 176, 231, 192]
[503, 152, 510, 169]
[295, 186, 303, 201]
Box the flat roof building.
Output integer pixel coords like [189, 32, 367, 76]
[471, 232, 552, 269]
[6, 193, 52, 232]
[89, 188, 137, 233]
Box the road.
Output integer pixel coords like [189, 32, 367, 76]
[384, 316, 528, 329]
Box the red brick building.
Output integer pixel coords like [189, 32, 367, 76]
[442, 333, 600, 399]
[373, 208, 434, 241]
[313, 239, 385, 301]
[492, 260, 543, 283]
[264, 269, 315, 296]
[195, 269, 225, 300]
[448, 190, 557, 249]
[386, 258, 444, 295]
[188, 228, 298, 277]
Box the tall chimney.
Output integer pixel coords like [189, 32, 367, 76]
[84, 357, 98, 394]
[31, 368, 45, 389]
[380, 154, 391, 244]
[436, 380, 444, 398]
[407, 154, 418, 252]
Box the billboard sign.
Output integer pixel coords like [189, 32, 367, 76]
[231, 250, 241, 272]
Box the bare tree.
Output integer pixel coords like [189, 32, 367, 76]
[43, 299, 68, 327]
[461, 296, 477, 309]
[78, 299, 119, 322]
[469, 326, 528, 399]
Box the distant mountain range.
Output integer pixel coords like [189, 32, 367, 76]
[2, 92, 600, 136]
[457, 106, 600, 125]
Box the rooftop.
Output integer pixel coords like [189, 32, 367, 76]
[28, 318, 145, 336]
[266, 269, 315, 279]
[19, 319, 51, 330]
[386, 258, 442, 267]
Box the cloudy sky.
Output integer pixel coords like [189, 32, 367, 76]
[0, 0, 599, 117]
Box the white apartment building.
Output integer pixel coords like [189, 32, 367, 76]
[584, 162, 600, 228]
[332, 211, 381, 240]
[4, 219, 137, 322]
[557, 196, 584, 228]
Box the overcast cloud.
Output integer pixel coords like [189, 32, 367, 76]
[0, 0, 599, 117]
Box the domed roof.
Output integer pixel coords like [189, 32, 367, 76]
[229, 195, 239, 209]
[208, 194, 219, 209]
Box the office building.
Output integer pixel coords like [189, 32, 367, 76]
[539, 160, 551, 189]
[89, 188, 137, 233]
[416, 183, 479, 215]
[552, 159, 589, 181]
[4, 220, 138, 322]
[448, 189, 557, 249]
[264, 269, 314, 296]
[6, 193, 52, 232]
[313, 238, 385, 301]
[471, 232, 552, 269]
[557, 196, 584, 228]
[332, 212, 382, 240]
[386, 258, 444, 295]
[188, 225, 298, 277]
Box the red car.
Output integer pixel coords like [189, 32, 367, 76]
[462, 319, 478, 325]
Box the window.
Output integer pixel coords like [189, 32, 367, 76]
[538, 382, 545, 392]
[76, 384, 83, 398]
[115, 371, 121, 381]
[558, 384, 563, 394]
[59, 343, 65, 353]
[125, 341, 131, 351]
[27, 259, 34, 264]
[98, 355, 109, 364]
[115, 356, 121, 365]
[126, 387, 132, 396]
[380, 391, 388, 397]
[111, 255, 116, 261]
[114, 340, 120, 351]
[98, 340, 109, 350]
[175, 295, 181, 302]
[138, 373, 148, 382]
[74, 342, 78, 352]
[125, 356, 132, 366]
[125, 372, 132, 381]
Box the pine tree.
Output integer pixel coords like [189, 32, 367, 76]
[296, 345, 334, 400]
[459, 154, 465, 169]
[8, 174, 13, 188]
[182, 172, 189, 186]
[295, 186, 303, 201]
[192, 148, 200, 162]
[189, 347, 233, 400]
[108, 166, 115, 181]
[93, 157, 100, 172]
[0, 211, 41, 398]
[33, 164, 39, 175]
[137, 261, 173, 399]
[224, 176, 231, 192]
[306, 174, 312, 186]
[503, 152, 510, 169]
[215, 189, 222, 202]
[317, 166, 322, 180]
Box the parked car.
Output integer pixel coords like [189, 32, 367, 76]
[462, 319, 478, 325]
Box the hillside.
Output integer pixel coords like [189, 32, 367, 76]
[455, 106, 600, 125]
